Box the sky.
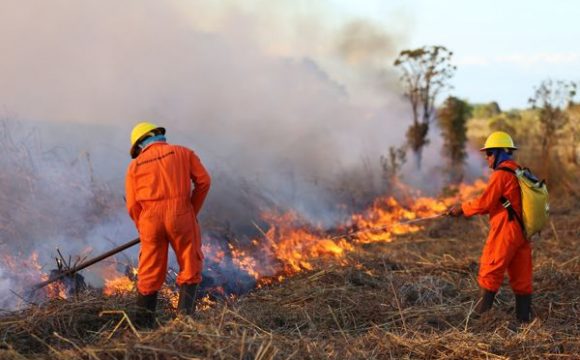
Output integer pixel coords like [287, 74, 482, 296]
[328, 0, 580, 109]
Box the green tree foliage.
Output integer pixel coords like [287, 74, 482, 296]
[472, 101, 501, 119]
[394, 45, 456, 169]
[437, 96, 470, 183]
[528, 79, 577, 179]
[488, 111, 520, 135]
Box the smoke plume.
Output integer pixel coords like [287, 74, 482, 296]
[0, 1, 477, 308]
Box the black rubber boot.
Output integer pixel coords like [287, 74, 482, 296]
[515, 294, 532, 322]
[177, 283, 199, 316]
[475, 288, 496, 314]
[134, 292, 158, 329]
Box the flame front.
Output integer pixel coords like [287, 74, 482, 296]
[102, 264, 137, 296]
[257, 211, 354, 274]
[23, 180, 486, 303]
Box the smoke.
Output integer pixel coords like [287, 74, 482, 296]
[335, 20, 403, 100]
[399, 123, 489, 193]
[0, 0, 413, 223]
[0, 1, 479, 308]
[0, 119, 133, 308]
[0, 266, 15, 310]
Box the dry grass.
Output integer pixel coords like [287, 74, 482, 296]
[1, 200, 578, 360]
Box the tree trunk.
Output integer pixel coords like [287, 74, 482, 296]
[413, 147, 423, 170]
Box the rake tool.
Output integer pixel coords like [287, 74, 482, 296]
[30, 237, 141, 292]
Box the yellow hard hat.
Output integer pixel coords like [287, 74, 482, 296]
[480, 131, 517, 151]
[130, 122, 165, 158]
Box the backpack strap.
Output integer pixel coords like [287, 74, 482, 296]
[496, 167, 526, 235]
[496, 166, 515, 174]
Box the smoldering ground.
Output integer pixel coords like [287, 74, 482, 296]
[0, 1, 483, 308]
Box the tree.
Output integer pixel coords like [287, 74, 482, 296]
[488, 111, 520, 135]
[437, 96, 470, 184]
[394, 45, 456, 169]
[528, 79, 577, 178]
[380, 145, 407, 189]
[472, 101, 501, 119]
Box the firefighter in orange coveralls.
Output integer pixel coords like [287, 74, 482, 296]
[125, 122, 211, 327]
[448, 131, 532, 322]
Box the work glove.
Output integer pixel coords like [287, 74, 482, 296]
[447, 205, 464, 217]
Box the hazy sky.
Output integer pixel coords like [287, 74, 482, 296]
[329, 0, 579, 109]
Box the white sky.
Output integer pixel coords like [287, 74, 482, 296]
[328, 0, 580, 109]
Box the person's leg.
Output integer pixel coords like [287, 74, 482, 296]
[168, 210, 203, 315]
[476, 249, 505, 314]
[476, 236, 519, 314]
[508, 241, 533, 322]
[135, 218, 169, 328]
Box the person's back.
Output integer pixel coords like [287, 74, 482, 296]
[127, 142, 208, 219]
[125, 122, 211, 328]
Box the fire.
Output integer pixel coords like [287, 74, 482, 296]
[102, 263, 137, 296]
[46, 279, 68, 299]
[95, 180, 487, 301]
[20, 179, 488, 306]
[1, 251, 70, 301]
[197, 294, 216, 311]
[351, 196, 447, 243]
[458, 179, 487, 199]
[159, 286, 179, 309]
[244, 180, 487, 278]
[259, 211, 354, 274]
[229, 245, 260, 279]
[103, 276, 135, 296]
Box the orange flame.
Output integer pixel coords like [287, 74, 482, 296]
[30, 179, 488, 304]
[103, 276, 135, 296]
[258, 211, 354, 274]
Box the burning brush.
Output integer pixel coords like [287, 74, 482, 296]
[47, 249, 87, 297]
[26, 238, 141, 302]
[26, 215, 448, 302]
[16, 181, 484, 308]
[26, 234, 259, 305]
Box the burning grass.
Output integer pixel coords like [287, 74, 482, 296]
[1, 198, 578, 359]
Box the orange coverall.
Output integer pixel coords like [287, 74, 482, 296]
[125, 142, 211, 295]
[461, 160, 532, 295]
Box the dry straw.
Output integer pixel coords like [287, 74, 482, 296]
[1, 199, 578, 359]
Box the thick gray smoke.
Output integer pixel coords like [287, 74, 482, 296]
[0, 0, 411, 222]
[0, 1, 473, 308]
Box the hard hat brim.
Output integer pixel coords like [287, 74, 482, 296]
[479, 146, 518, 151]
